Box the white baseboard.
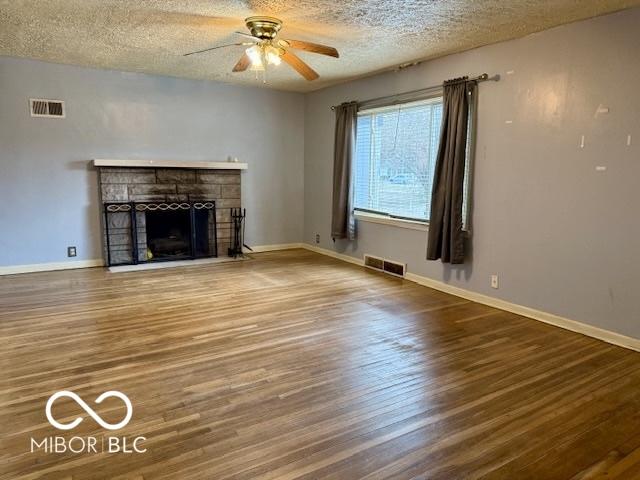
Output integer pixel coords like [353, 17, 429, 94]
[0, 259, 104, 276]
[0, 244, 305, 276]
[300, 244, 640, 352]
[302, 244, 365, 266]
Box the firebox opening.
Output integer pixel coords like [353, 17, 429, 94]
[146, 210, 191, 260]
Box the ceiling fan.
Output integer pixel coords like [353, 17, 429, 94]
[183, 16, 339, 81]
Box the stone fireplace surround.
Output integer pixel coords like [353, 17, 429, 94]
[98, 165, 241, 265]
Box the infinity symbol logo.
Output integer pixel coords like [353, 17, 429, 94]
[45, 391, 133, 431]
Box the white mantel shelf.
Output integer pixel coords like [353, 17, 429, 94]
[92, 159, 248, 170]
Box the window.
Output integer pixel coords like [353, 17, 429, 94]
[354, 97, 443, 222]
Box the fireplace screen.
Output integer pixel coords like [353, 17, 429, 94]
[103, 201, 218, 266]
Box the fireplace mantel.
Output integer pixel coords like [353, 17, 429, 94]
[92, 159, 248, 170]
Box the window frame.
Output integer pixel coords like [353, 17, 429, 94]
[353, 95, 444, 225]
[353, 91, 475, 233]
[353, 210, 429, 231]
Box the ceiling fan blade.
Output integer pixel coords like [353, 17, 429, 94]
[279, 39, 339, 58]
[234, 31, 260, 41]
[183, 43, 251, 57]
[232, 52, 252, 72]
[280, 50, 319, 81]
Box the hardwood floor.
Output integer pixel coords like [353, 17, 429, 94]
[1, 249, 640, 479]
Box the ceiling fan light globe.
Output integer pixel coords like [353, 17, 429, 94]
[267, 54, 281, 66]
[265, 46, 282, 66]
[245, 45, 263, 65]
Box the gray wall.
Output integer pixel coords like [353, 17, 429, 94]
[0, 57, 304, 266]
[304, 8, 640, 337]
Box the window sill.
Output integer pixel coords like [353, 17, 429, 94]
[354, 211, 428, 231]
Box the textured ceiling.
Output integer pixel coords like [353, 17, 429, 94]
[1, 0, 639, 92]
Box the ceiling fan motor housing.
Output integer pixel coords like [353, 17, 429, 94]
[245, 16, 282, 40]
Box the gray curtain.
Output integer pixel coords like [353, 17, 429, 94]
[331, 102, 358, 240]
[427, 78, 476, 264]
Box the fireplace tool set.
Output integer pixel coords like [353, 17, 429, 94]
[229, 207, 252, 258]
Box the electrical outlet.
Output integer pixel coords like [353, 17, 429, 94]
[67, 246, 77, 257]
[315, 233, 320, 244]
[491, 274, 499, 289]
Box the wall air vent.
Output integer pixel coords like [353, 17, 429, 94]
[30, 99, 65, 118]
[364, 254, 406, 278]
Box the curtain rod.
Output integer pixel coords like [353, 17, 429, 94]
[330, 73, 499, 110]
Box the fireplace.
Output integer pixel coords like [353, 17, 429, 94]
[96, 165, 242, 266]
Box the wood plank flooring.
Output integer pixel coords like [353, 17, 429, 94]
[1, 249, 640, 479]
